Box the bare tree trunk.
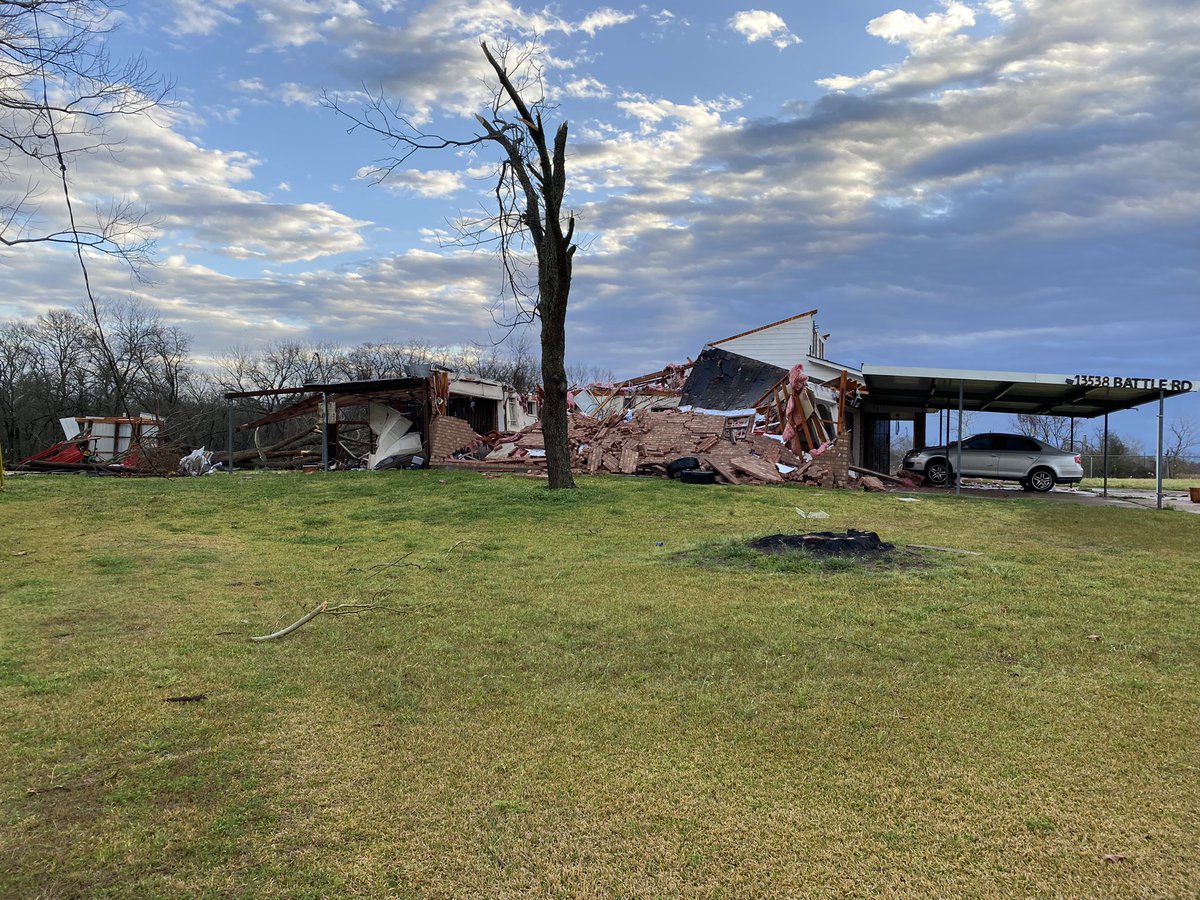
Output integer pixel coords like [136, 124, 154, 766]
[326, 42, 578, 488]
[540, 281, 575, 489]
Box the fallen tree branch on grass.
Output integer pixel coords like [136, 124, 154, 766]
[250, 601, 414, 642]
[251, 601, 328, 642]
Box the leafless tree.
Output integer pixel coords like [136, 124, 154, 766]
[326, 42, 578, 488]
[215, 341, 351, 413]
[1165, 416, 1199, 477]
[1, 0, 169, 265]
[2, 0, 171, 417]
[95, 297, 191, 411]
[1012, 413, 1074, 448]
[0, 299, 203, 458]
[564, 362, 616, 389]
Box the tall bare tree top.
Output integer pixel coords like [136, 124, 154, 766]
[1, 0, 171, 269]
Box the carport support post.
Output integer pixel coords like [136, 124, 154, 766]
[1102, 413, 1109, 498]
[226, 400, 235, 475]
[1156, 388, 1164, 510]
[955, 380, 963, 497]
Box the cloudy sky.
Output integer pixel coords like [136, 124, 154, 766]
[3, 0, 1198, 441]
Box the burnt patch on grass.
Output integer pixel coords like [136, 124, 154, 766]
[672, 533, 937, 576]
[748, 529, 895, 558]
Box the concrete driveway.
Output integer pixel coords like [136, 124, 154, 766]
[897, 481, 1200, 514]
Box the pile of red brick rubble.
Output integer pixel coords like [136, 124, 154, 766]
[433, 408, 884, 489]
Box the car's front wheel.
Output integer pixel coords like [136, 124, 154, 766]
[1028, 467, 1056, 493]
[925, 458, 952, 486]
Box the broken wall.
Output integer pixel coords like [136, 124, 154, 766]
[429, 415, 482, 461]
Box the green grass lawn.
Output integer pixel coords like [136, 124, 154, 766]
[1080, 477, 1199, 491]
[2, 472, 1198, 897]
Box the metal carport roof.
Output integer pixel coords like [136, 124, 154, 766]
[860, 365, 1194, 418]
[859, 365, 1196, 507]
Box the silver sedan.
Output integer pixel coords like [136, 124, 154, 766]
[903, 433, 1084, 492]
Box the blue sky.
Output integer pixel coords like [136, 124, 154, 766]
[3, 0, 1198, 445]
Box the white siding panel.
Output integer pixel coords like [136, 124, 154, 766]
[717, 316, 814, 369]
[804, 358, 861, 383]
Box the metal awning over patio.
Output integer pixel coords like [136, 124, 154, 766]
[860, 365, 1194, 418]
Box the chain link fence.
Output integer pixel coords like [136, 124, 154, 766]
[1078, 454, 1200, 479]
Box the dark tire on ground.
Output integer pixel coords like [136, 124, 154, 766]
[666, 457, 701, 479]
[925, 458, 952, 486]
[1029, 467, 1057, 493]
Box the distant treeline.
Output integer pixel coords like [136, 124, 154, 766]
[0, 300, 551, 461]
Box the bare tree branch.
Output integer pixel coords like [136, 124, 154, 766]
[324, 39, 579, 487]
[1, 0, 169, 274]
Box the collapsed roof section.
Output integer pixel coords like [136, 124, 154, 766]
[680, 347, 788, 412]
[577, 362, 693, 418]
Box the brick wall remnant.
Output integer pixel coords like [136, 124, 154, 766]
[429, 415, 482, 460]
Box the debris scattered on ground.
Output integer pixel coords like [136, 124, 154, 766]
[251, 601, 330, 642]
[179, 448, 220, 476]
[893, 469, 927, 489]
[441, 408, 866, 488]
[17, 414, 175, 475]
[250, 599, 424, 642]
[748, 529, 896, 557]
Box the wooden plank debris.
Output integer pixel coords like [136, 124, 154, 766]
[705, 457, 743, 485]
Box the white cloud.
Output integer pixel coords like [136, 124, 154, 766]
[206, 105, 242, 123]
[25, 104, 372, 263]
[563, 76, 610, 99]
[278, 82, 322, 107]
[165, 0, 240, 36]
[728, 9, 802, 49]
[0, 246, 508, 356]
[231, 78, 267, 94]
[578, 8, 636, 37]
[372, 169, 467, 198]
[984, 0, 1017, 23]
[867, 1, 975, 54]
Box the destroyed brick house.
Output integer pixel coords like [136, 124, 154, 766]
[210, 309, 913, 489]
[523, 309, 903, 488]
[15, 310, 912, 488]
[158, 307, 912, 488]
